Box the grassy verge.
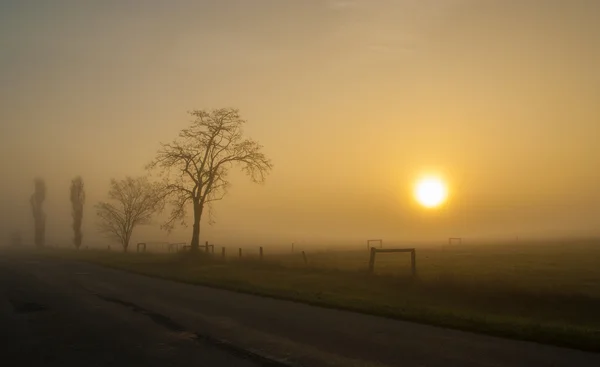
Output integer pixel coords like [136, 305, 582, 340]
[35, 246, 600, 352]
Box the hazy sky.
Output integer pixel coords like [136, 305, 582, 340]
[1, 0, 599, 248]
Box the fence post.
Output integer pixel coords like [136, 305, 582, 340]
[302, 251, 308, 266]
[411, 249, 417, 277]
[368, 247, 376, 273]
[259, 246, 263, 260]
[205, 241, 209, 252]
[239, 248, 242, 258]
[221, 247, 226, 258]
[211, 244, 215, 253]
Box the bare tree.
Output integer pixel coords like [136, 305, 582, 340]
[70, 176, 85, 250]
[147, 108, 273, 252]
[95, 176, 164, 252]
[30, 178, 46, 248]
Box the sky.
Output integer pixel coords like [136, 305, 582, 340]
[1, 0, 599, 249]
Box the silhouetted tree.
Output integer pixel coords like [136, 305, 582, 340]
[70, 176, 85, 250]
[30, 178, 46, 248]
[147, 108, 272, 252]
[95, 176, 164, 252]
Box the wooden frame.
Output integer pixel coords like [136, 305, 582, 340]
[448, 237, 462, 245]
[368, 247, 416, 276]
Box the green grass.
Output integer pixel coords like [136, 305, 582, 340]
[31, 239, 600, 352]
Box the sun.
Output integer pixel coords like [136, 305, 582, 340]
[414, 177, 448, 208]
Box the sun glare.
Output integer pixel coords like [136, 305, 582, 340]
[414, 177, 447, 208]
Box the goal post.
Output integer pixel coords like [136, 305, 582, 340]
[448, 237, 462, 245]
[368, 248, 416, 277]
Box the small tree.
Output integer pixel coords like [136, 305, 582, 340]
[30, 178, 46, 248]
[95, 176, 164, 252]
[147, 108, 273, 252]
[70, 176, 85, 250]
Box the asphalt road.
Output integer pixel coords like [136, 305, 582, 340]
[1, 254, 599, 367]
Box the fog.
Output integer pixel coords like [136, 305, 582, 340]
[1, 0, 599, 249]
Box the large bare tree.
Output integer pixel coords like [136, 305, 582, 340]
[147, 108, 273, 252]
[70, 176, 86, 250]
[30, 178, 46, 248]
[95, 176, 164, 252]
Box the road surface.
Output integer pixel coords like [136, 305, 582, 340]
[1, 254, 599, 366]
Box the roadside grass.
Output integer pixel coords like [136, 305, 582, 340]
[30, 240, 600, 352]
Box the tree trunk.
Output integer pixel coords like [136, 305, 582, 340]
[34, 218, 45, 248]
[74, 230, 82, 250]
[123, 228, 133, 253]
[190, 201, 202, 253]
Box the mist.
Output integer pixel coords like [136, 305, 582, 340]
[1, 0, 600, 249]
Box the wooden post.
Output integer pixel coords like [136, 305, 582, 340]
[221, 247, 226, 258]
[411, 249, 417, 277]
[259, 246, 263, 260]
[368, 247, 376, 273]
[302, 251, 308, 266]
[205, 241, 209, 252]
[239, 248, 242, 258]
[211, 244, 215, 253]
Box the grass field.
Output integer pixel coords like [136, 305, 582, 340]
[31, 239, 600, 352]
